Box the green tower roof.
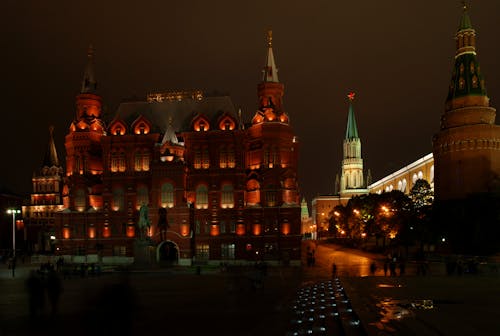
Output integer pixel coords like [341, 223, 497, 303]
[446, 4, 488, 103]
[459, 3, 472, 30]
[345, 95, 359, 139]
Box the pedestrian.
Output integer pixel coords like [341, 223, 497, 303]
[389, 258, 397, 276]
[399, 261, 406, 276]
[331, 262, 337, 277]
[383, 261, 388, 276]
[370, 262, 377, 276]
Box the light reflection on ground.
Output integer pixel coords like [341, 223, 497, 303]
[371, 296, 434, 332]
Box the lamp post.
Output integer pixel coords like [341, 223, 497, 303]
[6, 209, 21, 258]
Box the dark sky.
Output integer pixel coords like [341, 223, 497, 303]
[2, 0, 499, 204]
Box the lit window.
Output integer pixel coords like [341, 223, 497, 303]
[112, 187, 124, 211]
[202, 147, 209, 169]
[195, 185, 208, 209]
[137, 185, 149, 209]
[195, 243, 209, 260]
[75, 189, 86, 211]
[221, 184, 234, 208]
[160, 183, 174, 208]
[134, 151, 150, 171]
[221, 243, 235, 260]
[194, 147, 202, 169]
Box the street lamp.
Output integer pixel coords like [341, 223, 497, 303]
[6, 209, 21, 258]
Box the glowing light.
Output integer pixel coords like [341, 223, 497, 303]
[253, 224, 261, 236]
[282, 223, 290, 235]
[347, 92, 356, 101]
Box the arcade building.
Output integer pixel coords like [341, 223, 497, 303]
[28, 31, 302, 266]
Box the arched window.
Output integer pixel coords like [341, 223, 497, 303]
[418, 171, 423, 180]
[430, 165, 434, 183]
[112, 187, 124, 211]
[194, 147, 202, 169]
[402, 179, 407, 193]
[137, 185, 149, 209]
[246, 179, 260, 205]
[161, 183, 174, 208]
[221, 184, 234, 208]
[227, 146, 235, 168]
[134, 151, 150, 171]
[398, 180, 403, 192]
[202, 147, 210, 169]
[412, 173, 418, 185]
[195, 185, 208, 209]
[75, 189, 86, 211]
[219, 145, 227, 168]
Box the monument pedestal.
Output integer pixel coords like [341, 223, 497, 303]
[133, 239, 156, 268]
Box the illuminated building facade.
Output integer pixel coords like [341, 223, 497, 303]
[22, 126, 64, 253]
[54, 33, 302, 265]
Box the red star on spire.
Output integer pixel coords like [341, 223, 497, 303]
[347, 92, 356, 101]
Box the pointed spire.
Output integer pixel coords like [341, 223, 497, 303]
[459, 1, 472, 30]
[42, 125, 60, 167]
[81, 44, 97, 94]
[161, 116, 179, 145]
[445, 3, 488, 109]
[262, 30, 279, 83]
[237, 108, 245, 130]
[345, 92, 359, 139]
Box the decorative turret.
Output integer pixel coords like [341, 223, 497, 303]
[432, 3, 499, 202]
[43, 125, 60, 168]
[81, 45, 97, 94]
[443, 2, 493, 125]
[340, 93, 366, 195]
[262, 30, 279, 83]
[345, 92, 359, 139]
[253, 30, 289, 124]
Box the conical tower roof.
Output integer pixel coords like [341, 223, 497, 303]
[445, 3, 488, 107]
[42, 125, 60, 167]
[81, 45, 97, 94]
[345, 93, 359, 139]
[262, 30, 279, 83]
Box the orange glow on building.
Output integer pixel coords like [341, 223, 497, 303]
[253, 224, 261, 236]
[16, 220, 24, 230]
[282, 222, 290, 235]
[236, 224, 245, 236]
[180, 224, 190, 237]
[103, 226, 110, 238]
[126, 225, 135, 238]
[210, 225, 220, 236]
[88, 227, 96, 239]
[63, 227, 70, 239]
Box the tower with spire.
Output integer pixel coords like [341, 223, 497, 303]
[22, 126, 64, 253]
[432, 4, 500, 254]
[432, 4, 500, 201]
[63, 45, 106, 211]
[339, 93, 368, 200]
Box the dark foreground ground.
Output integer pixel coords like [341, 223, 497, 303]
[2, 244, 500, 336]
[0, 266, 302, 336]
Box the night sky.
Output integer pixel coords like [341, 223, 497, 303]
[2, 0, 499, 205]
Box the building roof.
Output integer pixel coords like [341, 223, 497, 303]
[113, 95, 237, 133]
[459, 4, 472, 30]
[262, 30, 279, 83]
[446, 4, 488, 103]
[42, 126, 60, 168]
[345, 99, 359, 139]
[81, 45, 97, 94]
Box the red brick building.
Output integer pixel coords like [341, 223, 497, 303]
[54, 32, 301, 266]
